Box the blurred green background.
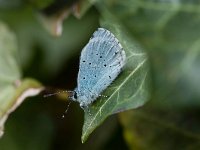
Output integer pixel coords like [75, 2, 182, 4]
[0, 0, 200, 150]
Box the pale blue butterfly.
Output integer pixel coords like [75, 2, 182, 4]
[69, 28, 126, 108]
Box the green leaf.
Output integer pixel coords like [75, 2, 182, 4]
[38, 0, 93, 36]
[94, 0, 200, 148]
[72, 0, 93, 19]
[119, 108, 200, 150]
[81, 11, 150, 142]
[99, 0, 200, 109]
[0, 7, 99, 78]
[29, 0, 54, 9]
[0, 0, 23, 9]
[0, 109, 54, 150]
[0, 22, 43, 138]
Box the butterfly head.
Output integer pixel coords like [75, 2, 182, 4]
[68, 90, 77, 101]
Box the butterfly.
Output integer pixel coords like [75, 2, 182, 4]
[69, 28, 126, 108]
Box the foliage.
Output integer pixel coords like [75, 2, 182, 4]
[0, 0, 200, 149]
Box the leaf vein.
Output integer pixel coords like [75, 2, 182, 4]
[127, 52, 146, 60]
[117, 70, 148, 107]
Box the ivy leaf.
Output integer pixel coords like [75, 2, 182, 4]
[81, 12, 150, 143]
[38, 0, 93, 36]
[100, 0, 200, 109]
[0, 22, 43, 138]
[119, 108, 200, 150]
[72, 0, 93, 19]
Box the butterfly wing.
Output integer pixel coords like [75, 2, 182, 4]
[76, 28, 126, 106]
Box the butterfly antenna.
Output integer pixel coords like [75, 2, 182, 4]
[62, 101, 72, 118]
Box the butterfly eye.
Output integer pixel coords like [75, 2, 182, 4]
[73, 91, 77, 99]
